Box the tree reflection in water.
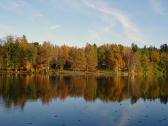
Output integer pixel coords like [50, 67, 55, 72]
[0, 74, 168, 109]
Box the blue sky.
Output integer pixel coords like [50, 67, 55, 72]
[0, 0, 168, 47]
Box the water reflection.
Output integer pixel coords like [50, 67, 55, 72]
[0, 75, 168, 109]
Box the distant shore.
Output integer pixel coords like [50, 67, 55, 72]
[0, 69, 129, 76]
[0, 35, 168, 78]
[0, 70, 166, 77]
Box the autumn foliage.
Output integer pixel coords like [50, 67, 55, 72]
[0, 35, 168, 75]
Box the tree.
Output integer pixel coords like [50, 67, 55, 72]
[42, 42, 53, 65]
[27, 43, 37, 66]
[160, 52, 168, 74]
[122, 47, 131, 71]
[0, 34, 168, 76]
[128, 44, 139, 75]
[106, 45, 125, 71]
[0, 40, 7, 70]
[6, 36, 19, 69]
[98, 45, 108, 69]
[50, 45, 59, 67]
[69, 48, 86, 71]
[36, 45, 47, 65]
[57, 45, 70, 70]
[150, 50, 160, 63]
[160, 44, 168, 52]
[131, 43, 138, 52]
[85, 44, 98, 71]
[140, 53, 148, 75]
[16, 36, 33, 69]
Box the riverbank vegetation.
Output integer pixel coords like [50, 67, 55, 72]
[0, 35, 168, 76]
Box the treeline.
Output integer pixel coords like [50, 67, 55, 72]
[0, 35, 168, 75]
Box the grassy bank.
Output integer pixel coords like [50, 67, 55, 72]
[0, 69, 128, 76]
[1, 69, 166, 78]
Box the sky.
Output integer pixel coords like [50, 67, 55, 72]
[0, 0, 168, 47]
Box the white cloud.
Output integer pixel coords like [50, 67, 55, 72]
[89, 24, 122, 43]
[81, 0, 143, 42]
[49, 25, 60, 30]
[150, 0, 168, 15]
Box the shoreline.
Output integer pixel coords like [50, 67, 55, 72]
[0, 70, 166, 77]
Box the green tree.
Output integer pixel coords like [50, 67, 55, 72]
[160, 52, 168, 74]
[131, 43, 138, 52]
[18, 36, 37, 69]
[98, 45, 108, 69]
[6, 36, 19, 69]
[140, 53, 148, 75]
[160, 44, 168, 52]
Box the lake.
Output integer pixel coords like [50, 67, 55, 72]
[0, 75, 168, 126]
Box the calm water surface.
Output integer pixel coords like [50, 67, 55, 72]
[0, 75, 168, 126]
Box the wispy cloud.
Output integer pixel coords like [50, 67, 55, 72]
[150, 0, 168, 15]
[0, 0, 60, 32]
[81, 0, 143, 42]
[89, 24, 122, 43]
[49, 25, 60, 30]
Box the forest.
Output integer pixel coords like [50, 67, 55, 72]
[0, 35, 168, 76]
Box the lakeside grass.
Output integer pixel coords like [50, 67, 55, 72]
[0, 69, 127, 76]
[0, 69, 166, 77]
